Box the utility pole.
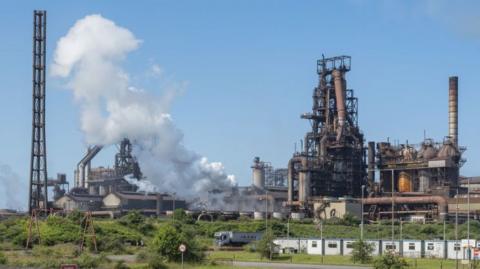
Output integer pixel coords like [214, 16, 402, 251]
[391, 169, 395, 242]
[455, 188, 459, 269]
[467, 177, 471, 261]
[361, 184, 365, 240]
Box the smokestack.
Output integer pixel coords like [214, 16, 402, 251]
[332, 69, 346, 141]
[449, 76, 458, 145]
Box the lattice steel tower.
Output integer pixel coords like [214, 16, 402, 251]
[28, 10, 48, 213]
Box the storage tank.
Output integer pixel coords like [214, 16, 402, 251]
[291, 212, 305, 220]
[273, 212, 284, 220]
[398, 172, 412, 192]
[252, 157, 265, 189]
[254, 211, 265, 220]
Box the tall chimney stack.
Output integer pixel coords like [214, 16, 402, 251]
[448, 76, 458, 145]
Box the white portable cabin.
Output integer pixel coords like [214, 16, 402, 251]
[381, 240, 401, 255]
[447, 240, 462, 260]
[424, 240, 446, 259]
[365, 240, 381, 256]
[273, 238, 308, 253]
[402, 240, 422, 258]
[324, 239, 342, 255]
[342, 239, 356, 255]
[307, 238, 323, 255]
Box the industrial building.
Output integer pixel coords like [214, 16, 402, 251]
[285, 56, 366, 217]
[21, 9, 479, 223]
[364, 76, 466, 222]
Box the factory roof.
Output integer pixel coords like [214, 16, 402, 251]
[64, 194, 103, 202]
[109, 191, 180, 201]
[459, 177, 480, 185]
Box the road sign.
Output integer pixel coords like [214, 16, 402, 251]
[179, 244, 186, 253]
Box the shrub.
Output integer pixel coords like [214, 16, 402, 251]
[77, 253, 108, 269]
[147, 255, 168, 269]
[255, 231, 277, 260]
[113, 260, 129, 269]
[373, 251, 408, 269]
[351, 239, 374, 264]
[119, 211, 153, 235]
[150, 224, 204, 263]
[0, 251, 7, 265]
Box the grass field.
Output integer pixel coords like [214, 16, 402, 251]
[208, 250, 470, 269]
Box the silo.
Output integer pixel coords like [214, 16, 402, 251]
[252, 157, 265, 189]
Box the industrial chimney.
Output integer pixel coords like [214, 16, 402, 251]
[448, 76, 458, 145]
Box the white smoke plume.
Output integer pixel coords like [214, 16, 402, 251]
[52, 15, 236, 199]
[0, 164, 27, 210]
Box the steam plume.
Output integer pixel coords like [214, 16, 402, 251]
[52, 14, 235, 199]
[0, 164, 26, 210]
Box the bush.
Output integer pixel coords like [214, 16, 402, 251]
[77, 253, 108, 268]
[119, 211, 153, 235]
[147, 255, 168, 269]
[255, 231, 277, 260]
[351, 240, 374, 264]
[373, 251, 408, 269]
[113, 260, 129, 269]
[0, 251, 7, 265]
[173, 209, 194, 224]
[150, 224, 204, 263]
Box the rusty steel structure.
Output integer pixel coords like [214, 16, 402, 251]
[365, 76, 465, 221]
[287, 55, 367, 215]
[28, 10, 48, 213]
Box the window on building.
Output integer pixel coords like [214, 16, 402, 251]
[408, 243, 416, 250]
[454, 243, 461, 251]
[328, 243, 337, 248]
[427, 243, 434, 250]
[386, 244, 396, 250]
[346, 242, 354, 249]
[312, 241, 317, 248]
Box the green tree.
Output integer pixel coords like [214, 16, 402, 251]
[256, 231, 278, 260]
[150, 224, 204, 263]
[351, 239, 374, 264]
[173, 209, 194, 224]
[373, 251, 409, 269]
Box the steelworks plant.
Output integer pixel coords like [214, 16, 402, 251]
[22, 10, 478, 224]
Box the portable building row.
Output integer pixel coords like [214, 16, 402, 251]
[273, 238, 478, 260]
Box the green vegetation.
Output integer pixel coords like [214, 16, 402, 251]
[373, 251, 409, 269]
[351, 239, 374, 264]
[150, 223, 204, 263]
[0, 250, 7, 265]
[254, 231, 277, 260]
[1, 214, 480, 268]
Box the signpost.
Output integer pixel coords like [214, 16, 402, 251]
[179, 244, 186, 269]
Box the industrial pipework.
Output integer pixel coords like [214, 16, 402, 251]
[75, 145, 103, 188]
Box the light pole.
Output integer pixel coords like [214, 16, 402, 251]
[391, 169, 395, 242]
[265, 190, 268, 233]
[172, 192, 176, 223]
[467, 177, 471, 261]
[287, 215, 290, 239]
[361, 184, 365, 240]
[455, 188, 459, 269]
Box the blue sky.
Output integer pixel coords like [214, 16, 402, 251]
[0, 1, 479, 201]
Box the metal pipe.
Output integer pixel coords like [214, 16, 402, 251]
[332, 69, 346, 141]
[367, 142, 375, 186]
[363, 195, 448, 221]
[76, 145, 103, 188]
[449, 76, 458, 145]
